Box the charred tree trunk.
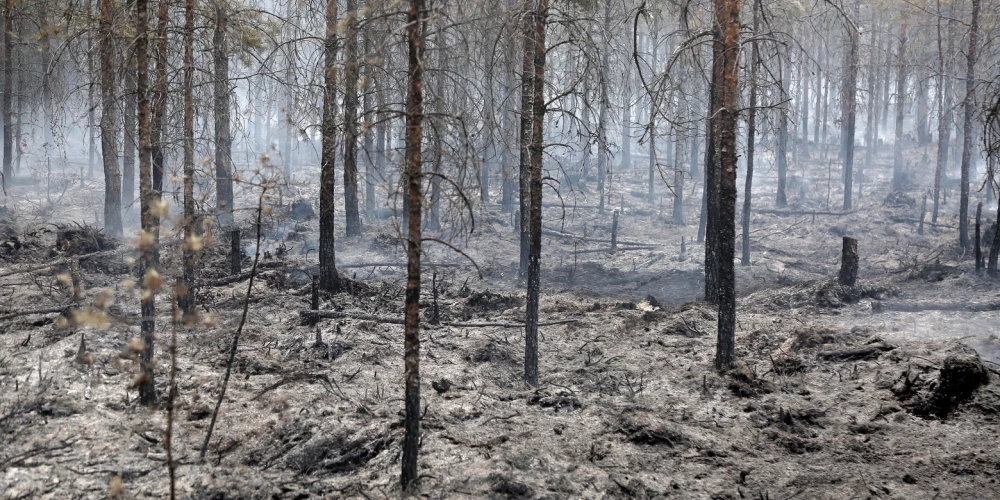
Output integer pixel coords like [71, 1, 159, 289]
[123, 16, 137, 212]
[741, 0, 759, 267]
[343, 0, 362, 237]
[776, 45, 789, 208]
[596, 0, 611, 215]
[525, 0, 547, 387]
[363, 31, 375, 217]
[180, 0, 196, 318]
[959, 0, 980, 250]
[892, 23, 907, 192]
[2, 0, 13, 183]
[933, 9, 955, 224]
[214, 3, 234, 228]
[518, 2, 534, 278]
[673, 133, 684, 225]
[841, 3, 859, 211]
[319, 0, 343, 293]
[150, 0, 167, 197]
[136, 0, 157, 406]
[703, 63, 718, 301]
[98, 0, 122, 239]
[839, 236, 859, 286]
[401, 0, 426, 489]
[714, 0, 740, 371]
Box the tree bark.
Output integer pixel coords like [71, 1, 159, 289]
[933, 6, 955, 224]
[596, 0, 611, 215]
[892, 23, 907, 192]
[714, 0, 740, 371]
[841, 1, 859, 211]
[2, 0, 13, 182]
[180, 0, 196, 318]
[741, 0, 759, 267]
[839, 236, 859, 286]
[518, 0, 535, 278]
[319, 0, 343, 293]
[401, 0, 426, 489]
[343, 0, 362, 237]
[524, 0, 547, 387]
[150, 0, 167, 197]
[776, 44, 789, 208]
[136, 0, 157, 406]
[98, 0, 122, 239]
[959, 0, 980, 250]
[214, 3, 234, 228]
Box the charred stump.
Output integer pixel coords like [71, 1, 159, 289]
[839, 236, 858, 286]
[230, 229, 241, 275]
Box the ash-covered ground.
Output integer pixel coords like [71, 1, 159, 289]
[4, 148, 1000, 499]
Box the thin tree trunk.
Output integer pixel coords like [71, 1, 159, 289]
[136, 0, 157, 407]
[959, 0, 980, 250]
[704, 45, 720, 303]
[363, 30, 375, 217]
[214, 3, 234, 228]
[150, 0, 167, 197]
[892, 23, 907, 192]
[933, 6, 955, 224]
[319, 0, 343, 293]
[742, 0, 759, 266]
[2, 0, 13, 182]
[517, 1, 534, 278]
[776, 45, 789, 208]
[343, 0, 362, 237]
[98, 0, 122, 238]
[123, 32, 137, 212]
[179, 0, 196, 318]
[525, 0, 547, 388]
[401, 0, 426, 489]
[596, 0, 611, 215]
[841, 1, 860, 211]
[714, 0, 740, 371]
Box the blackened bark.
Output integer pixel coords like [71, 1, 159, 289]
[841, 2, 859, 211]
[975, 202, 982, 271]
[214, 3, 234, 228]
[776, 45, 789, 208]
[524, 0, 547, 388]
[319, 0, 342, 293]
[2, 0, 12, 182]
[150, 0, 167, 197]
[401, 0, 426, 489]
[517, 1, 534, 278]
[839, 236, 859, 286]
[714, 0, 740, 371]
[892, 23, 907, 192]
[137, 0, 157, 406]
[343, 0, 362, 237]
[180, 0, 196, 317]
[98, 0, 122, 239]
[933, 8, 955, 224]
[704, 45, 719, 304]
[742, 0, 759, 267]
[596, 0, 611, 215]
[673, 132, 684, 224]
[959, 0, 980, 250]
[989, 200, 1000, 277]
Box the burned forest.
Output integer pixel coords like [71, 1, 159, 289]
[6, 0, 1000, 497]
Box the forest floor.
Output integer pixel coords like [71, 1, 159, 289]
[4, 145, 1000, 499]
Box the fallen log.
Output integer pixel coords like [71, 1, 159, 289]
[754, 209, 858, 217]
[298, 309, 577, 329]
[818, 342, 895, 361]
[0, 305, 69, 322]
[880, 300, 1000, 313]
[198, 261, 285, 287]
[338, 261, 462, 269]
[0, 249, 120, 279]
